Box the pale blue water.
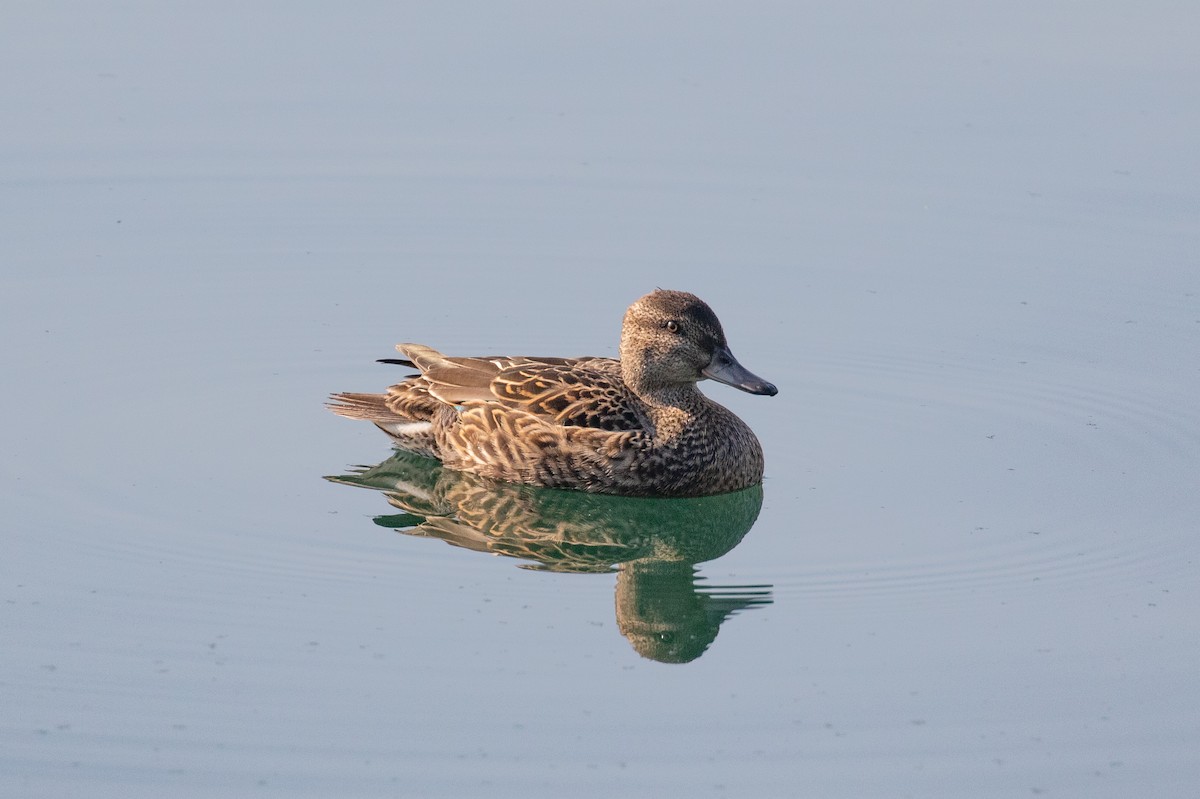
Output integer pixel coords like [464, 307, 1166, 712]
[4, 3, 1199, 797]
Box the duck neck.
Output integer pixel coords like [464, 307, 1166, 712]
[637, 384, 710, 442]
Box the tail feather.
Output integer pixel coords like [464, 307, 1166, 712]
[377, 357, 417, 369]
[327, 391, 440, 458]
[327, 392, 397, 424]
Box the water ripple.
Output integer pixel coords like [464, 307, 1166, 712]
[757, 347, 1199, 604]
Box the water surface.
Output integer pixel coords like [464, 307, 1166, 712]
[4, 3, 1199, 797]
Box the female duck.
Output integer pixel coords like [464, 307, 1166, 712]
[328, 289, 777, 497]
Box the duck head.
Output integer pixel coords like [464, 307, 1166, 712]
[619, 290, 778, 398]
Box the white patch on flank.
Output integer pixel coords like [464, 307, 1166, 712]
[382, 421, 433, 437]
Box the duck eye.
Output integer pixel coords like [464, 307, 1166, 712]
[665, 320, 680, 333]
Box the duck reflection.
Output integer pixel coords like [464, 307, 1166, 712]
[327, 451, 772, 663]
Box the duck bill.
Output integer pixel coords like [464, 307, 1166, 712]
[702, 345, 778, 396]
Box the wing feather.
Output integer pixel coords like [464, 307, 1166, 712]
[395, 345, 641, 431]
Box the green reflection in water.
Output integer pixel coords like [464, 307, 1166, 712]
[327, 451, 773, 663]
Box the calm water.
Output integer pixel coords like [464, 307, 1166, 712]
[4, 3, 1199, 797]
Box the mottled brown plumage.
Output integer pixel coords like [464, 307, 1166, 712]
[327, 289, 777, 497]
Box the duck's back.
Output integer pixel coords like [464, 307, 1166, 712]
[399, 346, 645, 432]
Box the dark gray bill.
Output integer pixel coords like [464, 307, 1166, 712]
[701, 345, 778, 396]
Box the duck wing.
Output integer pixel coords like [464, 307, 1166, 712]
[397, 344, 642, 431]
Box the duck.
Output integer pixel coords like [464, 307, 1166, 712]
[327, 289, 777, 497]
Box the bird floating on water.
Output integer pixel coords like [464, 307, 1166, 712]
[327, 289, 777, 497]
